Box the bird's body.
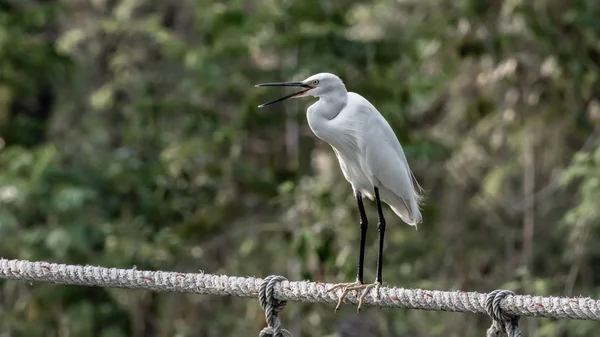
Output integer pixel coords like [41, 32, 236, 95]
[256, 72, 424, 312]
[306, 90, 423, 226]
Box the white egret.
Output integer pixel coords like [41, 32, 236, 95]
[255, 72, 424, 312]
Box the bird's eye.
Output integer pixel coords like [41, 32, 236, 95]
[312, 80, 319, 85]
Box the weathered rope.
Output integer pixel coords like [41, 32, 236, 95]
[486, 290, 522, 337]
[1, 258, 599, 322]
[258, 275, 292, 337]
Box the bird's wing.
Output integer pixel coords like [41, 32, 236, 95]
[358, 99, 423, 225]
[364, 134, 413, 200]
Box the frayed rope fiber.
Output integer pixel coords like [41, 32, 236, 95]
[1, 258, 599, 321]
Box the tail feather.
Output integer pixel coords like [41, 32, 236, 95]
[409, 167, 426, 205]
[390, 196, 422, 228]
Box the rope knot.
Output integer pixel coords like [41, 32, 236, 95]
[258, 275, 292, 337]
[485, 289, 522, 337]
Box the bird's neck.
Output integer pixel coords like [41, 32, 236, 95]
[306, 89, 348, 145]
[314, 89, 347, 119]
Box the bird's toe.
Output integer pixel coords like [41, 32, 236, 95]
[327, 281, 362, 312]
[327, 281, 382, 312]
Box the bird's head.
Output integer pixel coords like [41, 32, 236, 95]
[255, 72, 346, 108]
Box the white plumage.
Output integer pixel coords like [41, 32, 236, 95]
[304, 76, 424, 226]
[256, 72, 425, 312]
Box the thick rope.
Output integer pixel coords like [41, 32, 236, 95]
[258, 275, 292, 337]
[486, 290, 522, 337]
[1, 258, 599, 321]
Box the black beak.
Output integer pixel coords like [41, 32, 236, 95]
[255, 81, 313, 108]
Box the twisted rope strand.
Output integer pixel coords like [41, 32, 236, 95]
[258, 275, 292, 337]
[1, 258, 599, 321]
[486, 290, 522, 337]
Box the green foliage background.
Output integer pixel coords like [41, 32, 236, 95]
[1, 0, 600, 336]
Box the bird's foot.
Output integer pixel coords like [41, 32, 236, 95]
[327, 281, 361, 312]
[327, 281, 381, 312]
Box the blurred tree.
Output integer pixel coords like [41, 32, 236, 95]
[0, 0, 599, 336]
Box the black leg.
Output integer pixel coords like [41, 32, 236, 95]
[374, 187, 386, 284]
[355, 190, 368, 284]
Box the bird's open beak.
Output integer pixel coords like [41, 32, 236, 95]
[255, 81, 313, 108]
